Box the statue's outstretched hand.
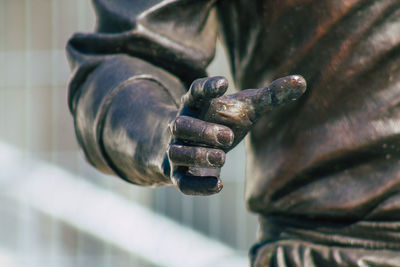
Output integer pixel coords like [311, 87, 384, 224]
[167, 75, 306, 195]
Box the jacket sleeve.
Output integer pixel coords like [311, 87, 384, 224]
[66, 0, 218, 185]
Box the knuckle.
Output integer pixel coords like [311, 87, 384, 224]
[190, 78, 206, 95]
[180, 92, 191, 105]
[172, 116, 195, 134]
[168, 144, 180, 158]
[169, 118, 178, 135]
[171, 116, 183, 134]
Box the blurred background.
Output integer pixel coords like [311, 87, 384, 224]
[0, 0, 258, 266]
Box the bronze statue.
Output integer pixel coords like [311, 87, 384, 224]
[67, 0, 400, 266]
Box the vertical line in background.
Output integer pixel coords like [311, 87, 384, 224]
[25, 0, 32, 153]
[157, 187, 167, 215]
[51, 0, 58, 155]
[182, 195, 194, 228]
[50, 1, 64, 266]
[0, 0, 3, 49]
[235, 180, 246, 250]
[21, 1, 36, 266]
[77, 0, 88, 30]
[0, 0, 4, 128]
[75, 0, 88, 183]
[209, 195, 221, 241]
[75, 0, 85, 264]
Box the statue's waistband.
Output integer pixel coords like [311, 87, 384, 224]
[259, 215, 400, 250]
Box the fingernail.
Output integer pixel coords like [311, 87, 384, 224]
[206, 150, 225, 167]
[291, 75, 307, 93]
[269, 75, 307, 106]
[217, 129, 234, 147]
[216, 78, 228, 90]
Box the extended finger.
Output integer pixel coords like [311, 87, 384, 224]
[253, 75, 307, 115]
[171, 116, 234, 149]
[181, 76, 228, 108]
[172, 170, 223, 195]
[168, 144, 226, 168]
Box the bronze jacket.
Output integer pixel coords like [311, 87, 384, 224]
[67, 0, 400, 265]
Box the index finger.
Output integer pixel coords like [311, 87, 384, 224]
[181, 76, 229, 109]
[253, 75, 307, 115]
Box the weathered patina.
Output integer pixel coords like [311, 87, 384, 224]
[67, 0, 400, 265]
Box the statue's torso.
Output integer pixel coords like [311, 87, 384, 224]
[218, 0, 400, 221]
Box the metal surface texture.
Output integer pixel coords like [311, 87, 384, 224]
[67, 0, 400, 266]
